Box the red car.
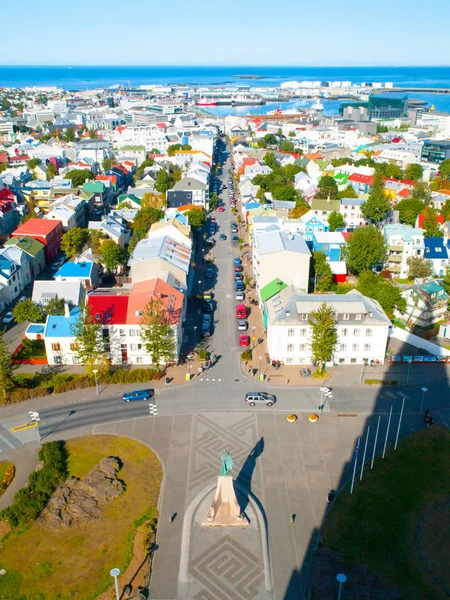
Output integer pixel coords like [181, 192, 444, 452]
[239, 335, 250, 347]
[218, 207, 225, 212]
[234, 265, 243, 272]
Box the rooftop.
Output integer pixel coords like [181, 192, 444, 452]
[55, 261, 94, 279]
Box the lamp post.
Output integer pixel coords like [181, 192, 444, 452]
[359, 360, 367, 385]
[110, 568, 120, 600]
[319, 387, 332, 412]
[394, 395, 406, 450]
[258, 356, 262, 380]
[420, 387, 428, 414]
[336, 573, 347, 600]
[92, 369, 99, 396]
[29, 411, 41, 443]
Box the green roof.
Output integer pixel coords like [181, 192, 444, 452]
[260, 278, 288, 302]
[310, 198, 341, 212]
[334, 173, 348, 184]
[119, 145, 145, 151]
[420, 281, 444, 295]
[4, 235, 45, 257]
[82, 181, 105, 194]
[118, 193, 141, 205]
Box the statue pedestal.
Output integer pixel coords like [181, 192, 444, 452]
[202, 476, 248, 527]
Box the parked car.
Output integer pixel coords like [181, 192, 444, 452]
[236, 304, 247, 318]
[234, 273, 243, 281]
[205, 268, 214, 279]
[123, 389, 154, 402]
[235, 290, 245, 301]
[245, 392, 276, 407]
[18, 296, 28, 303]
[232, 236, 239, 243]
[234, 257, 242, 266]
[220, 233, 227, 241]
[203, 296, 214, 312]
[239, 335, 250, 347]
[218, 207, 225, 212]
[201, 313, 212, 337]
[235, 281, 244, 291]
[2, 312, 14, 324]
[237, 320, 248, 331]
[234, 265, 243, 272]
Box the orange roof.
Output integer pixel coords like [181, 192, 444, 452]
[128, 279, 183, 324]
[304, 153, 323, 160]
[177, 203, 201, 213]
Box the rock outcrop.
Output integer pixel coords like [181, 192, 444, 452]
[38, 457, 125, 530]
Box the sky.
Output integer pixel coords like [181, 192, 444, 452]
[1, 0, 449, 66]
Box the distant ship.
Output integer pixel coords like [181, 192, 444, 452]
[311, 98, 324, 111]
[196, 98, 217, 106]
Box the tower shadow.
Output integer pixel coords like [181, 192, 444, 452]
[235, 437, 264, 514]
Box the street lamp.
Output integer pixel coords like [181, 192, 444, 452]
[29, 411, 41, 443]
[359, 360, 368, 385]
[321, 390, 333, 413]
[92, 369, 99, 396]
[319, 387, 332, 412]
[336, 573, 347, 600]
[110, 568, 120, 600]
[420, 387, 428, 414]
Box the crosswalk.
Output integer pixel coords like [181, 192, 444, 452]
[149, 403, 158, 416]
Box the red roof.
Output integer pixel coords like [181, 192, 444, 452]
[96, 175, 118, 185]
[341, 232, 353, 241]
[417, 213, 445, 229]
[13, 218, 62, 238]
[111, 164, 128, 175]
[0, 187, 15, 201]
[391, 137, 403, 143]
[0, 200, 13, 213]
[10, 155, 30, 162]
[156, 122, 167, 129]
[348, 173, 374, 185]
[397, 188, 412, 198]
[0, 152, 8, 164]
[87, 295, 129, 325]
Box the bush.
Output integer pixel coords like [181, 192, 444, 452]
[364, 379, 397, 385]
[2, 441, 67, 527]
[8, 386, 52, 403]
[105, 368, 157, 385]
[197, 349, 210, 360]
[0, 465, 15, 496]
[241, 349, 252, 361]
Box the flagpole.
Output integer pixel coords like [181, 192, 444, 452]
[360, 426, 370, 481]
[371, 416, 380, 470]
[350, 437, 360, 495]
[382, 406, 393, 459]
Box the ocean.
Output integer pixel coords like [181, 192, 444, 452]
[1, 65, 450, 113]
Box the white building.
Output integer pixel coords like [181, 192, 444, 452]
[384, 224, 424, 279]
[265, 288, 391, 365]
[339, 198, 368, 228]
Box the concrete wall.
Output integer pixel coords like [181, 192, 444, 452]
[390, 326, 450, 356]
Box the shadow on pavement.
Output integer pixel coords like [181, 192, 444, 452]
[235, 437, 264, 516]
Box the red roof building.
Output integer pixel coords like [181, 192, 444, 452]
[348, 173, 374, 185]
[416, 213, 445, 230]
[96, 175, 118, 186]
[87, 294, 129, 324]
[12, 218, 63, 262]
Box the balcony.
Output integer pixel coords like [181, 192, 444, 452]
[388, 254, 402, 263]
[388, 245, 403, 252]
[387, 265, 401, 273]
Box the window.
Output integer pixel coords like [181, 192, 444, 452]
[351, 358, 357, 364]
[355, 314, 362, 320]
[339, 358, 345, 364]
[119, 329, 125, 337]
[135, 310, 143, 317]
[353, 328, 360, 336]
[366, 328, 372, 337]
[364, 344, 371, 352]
[343, 314, 350, 321]
[287, 344, 294, 352]
[130, 344, 142, 351]
[341, 328, 348, 337]
[136, 357, 144, 364]
[104, 343, 110, 352]
[299, 344, 306, 352]
[72, 356, 80, 364]
[352, 344, 359, 352]
[301, 314, 308, 321]
[286, 358, 294, 364]
[288, 328, 295, 337]
[51, 343, 61, 351]
[300, 328, 307, 336]
[54, 356, 62, 364]
[70, 343, 79, 351]
[129, 329, 138, 336]
[340, 344, 346, 351]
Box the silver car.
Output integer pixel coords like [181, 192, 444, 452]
[237, 320, 248, 331]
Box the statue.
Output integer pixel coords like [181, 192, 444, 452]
[220, 450, 233, 476]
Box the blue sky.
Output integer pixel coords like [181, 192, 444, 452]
[1, 0, 449, 66]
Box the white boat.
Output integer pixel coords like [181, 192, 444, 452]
[311, 99, 324, 111]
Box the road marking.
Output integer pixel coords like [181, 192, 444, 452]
[212, 378, 216, 381]
[0, 434, 16, 449]
[11, 422, 37, 433]
[226, 294, 232, 299]
[218, 378, 222, 382]
[149, 403, 158, 416]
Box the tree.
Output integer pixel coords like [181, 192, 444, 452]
[263, 151, 280, 170]
[88, 130, 97, 140]
[337, 184, 358, 199]
[442, 267, 450, 297]
[167, 143, 192, 156]
[345, 226, 386, 275]
[99, 240, 127, 274]
[64, 169, 95, 187]
[186, 209, 206, 230]
[405, 163, 423, 181]
[155, 169, 170, 194]
[70, 308, 103, 366]
[356, 270, 406, 319]
[209, 193, 219, 209]
[441, 199, 450, 222]
[256, 187, 266, 203]
[136, 157, 155, 178]
[422, 205, 443, 238]
[0, 330, 14, 399]
[328, 211, 345, 232]
[439, 159, 450, 179]
[88, 229, 107, 254]
[317, 175, 338, 199]
[279, 140, 295, 153]
[26, 158, 41, 170]
[384, 164, 404, 180]
[257, 134, 278, 148]
[140, 297, 176, 367]
[273, 185, 298, 202]
[289, 205, 309, 218]
[283, 164, 303, 182]
[44, 297, 66, 316]
[313, 252, 333, 292]
[411, 180, 431, 201]
[12, 299, 43, 324]
[141, 191, 166, 211]
[61, 228, 89, 259]
[47, 162, 57, 179]
[85, 353, 110, 379]
[309, 303, 337, 376]
[102, 157, 113, 172]
[361, 174, 391, 224]
[396, 198, 424, 226]
[407, 256, 433, 280]
[63, 128, 76, 142]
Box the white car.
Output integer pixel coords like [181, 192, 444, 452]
[237, 320, 248, 331]
[2, 312, 14, 324]
[235, 291, 245, 301]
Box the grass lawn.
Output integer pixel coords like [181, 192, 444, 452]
[0, 435, 162, 600]
[0, 461, 13, 482]
[321, 425, 450, 600]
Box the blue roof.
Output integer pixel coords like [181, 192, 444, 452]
[55, 261, 93, 278]
[44, 307, 81, 338]
[27, 324, 45, 334]
[424, 237, 448, 260]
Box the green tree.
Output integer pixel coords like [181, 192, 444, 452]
[361, 174, 391, 224]
[309, 303, 337, 376]
[44, 297, 66, 316]
[273, 185, 298, 201]
[313, 252, 333, 292]
[0, 329, 14, 400]
[356, 270, 406, 319]
[12, 299, 43, 324]
[411, 180, 431, 201]
[70, 308, 103, 366]
[376, 123, 389, 133]
[99, 240, 127, 273]
[63, 128, 76, 142]
[337, 184, 358, 199]
[155, 168, 170, 194]
[258, 134, 278, 148]
[384, 164, 404, 179]
[439, 159, 450, 179]
[167, 143, 192, 156]
[328, 211, 345, 232]
[317, 175, 338, 199]
[405, 163, 423, 181]
[186, 209, 206, 229]
[422, 205, 443, 238]
[406, 256, 433, 279]
[47, 162, 57, 179]
[263, 151, 280, 170]
[256, 187, 266, 202]
[129, 206, 165, 253]
[279, 140, 295, 153]
[102, 157, 113, 172]
[136, 157, 155, 178]
[61, 228, 89, 259]
[88, 229, 107, 254]
[442, 267, 450, 296]
[209, 193, 219, 209]
[396, 197, 425, 226]
[345, 226, 386, 275]
[64, 169, 95, 187]
[140, 297, 176, 367]
[88, 129, 97, 139]
[26, 158, 41, 170]
[441, 199, 450, 222]
[282, 164, 303, 182]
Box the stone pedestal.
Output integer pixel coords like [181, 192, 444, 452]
[202, 476, 248, 527]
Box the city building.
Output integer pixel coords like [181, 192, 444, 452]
[394, 280, 449, 330]
[11, 218, 63, 262]
[423, 237, 449, 276]
[54, 261, 99, 291]
[421, 140, 450, 164]
[383, 224, 424, 279]
[4, 236, 46, 278]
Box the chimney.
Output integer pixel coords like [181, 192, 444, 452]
[64, 302, 70, 318]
